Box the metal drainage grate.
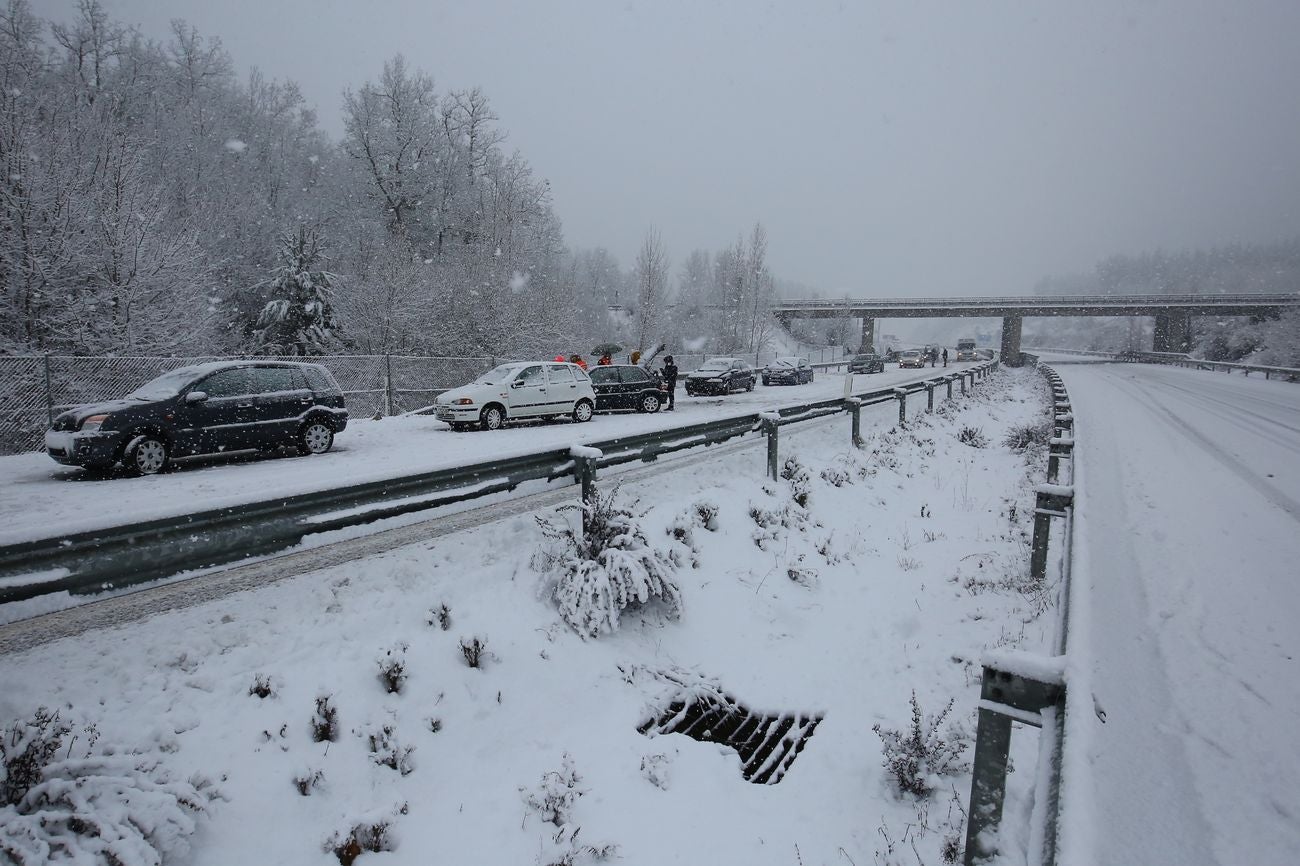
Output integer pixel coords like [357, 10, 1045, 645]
[639, 691, 823, 784]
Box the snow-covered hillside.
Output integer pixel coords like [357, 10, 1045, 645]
[1, 370, 1056, 865]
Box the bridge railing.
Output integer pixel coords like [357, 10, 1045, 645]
[773, 291, 1300, 310]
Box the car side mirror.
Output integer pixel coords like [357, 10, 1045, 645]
[510, 380, 525, 389]
[185, 391, 208, 404]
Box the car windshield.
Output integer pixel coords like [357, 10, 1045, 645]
[127, 367, 206, 400]
[473, 365, 521, 385]
[771, 358, 797, 368]
[699, 360, 730, 371]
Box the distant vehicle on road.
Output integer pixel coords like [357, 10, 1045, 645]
[435, 361, 595, 430]
[848, 353, 885, 374]
[898, 350, 927, 369]
[955, 338, 979, 362]
[45, 361, 348, 475]
[684, 358, 756, 396]
[588, 364, 668, 413]
[762, 357, 814, 385]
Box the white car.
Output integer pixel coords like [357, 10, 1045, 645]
[434, 361, 596, 430]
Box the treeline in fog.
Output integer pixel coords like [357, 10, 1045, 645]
[0, 1, 808, 361]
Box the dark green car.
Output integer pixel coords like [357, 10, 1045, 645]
[848, 353, 885, 374]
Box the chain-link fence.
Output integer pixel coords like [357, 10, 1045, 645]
[0, 354, 498, 455]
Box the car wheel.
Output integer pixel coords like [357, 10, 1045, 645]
[572, 399, 594, 423]
[480, 404, 506, 431]
[298, 419, 334, 455]
[639, 393, 661, 413]
[125, 435, 169, 475]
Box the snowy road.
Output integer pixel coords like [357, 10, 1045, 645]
[1053, 361, 1300, 866]
[0, 363, 977, 546]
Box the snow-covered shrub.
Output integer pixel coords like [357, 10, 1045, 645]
[1, 710, 213, 865]
[293, 768, 324, 796]
[820, 462, 853, 488]
[640, 754, 671, 790]
[787, 556, 819, 588]
[325, 807, 404, 866]
[521, 754, 584, 828]
[872, 692, 969, 798]
[376, 643, 408, 694]
[249, 673, 274, 699]
[363, 724, 414, 776]
[460, 636, 488, 668]
[1, 707, 72, 807]
[536, 489, 682, 639]
[692, 500, 720, 531]
[957, 426, 988, 448]
[780, 455, 812, 507]
[1003, 420, 1052, 453]
[426, 603, 452, 631]
[312, 695, 339, 743]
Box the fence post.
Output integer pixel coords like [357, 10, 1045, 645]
[43, 355, 54, 426]
[947, 377, 954, 400]
[761, 415, 780, 480]
[926, 384, 935, 412]
[960, 375, 967, 396]
[847, 397, 863, 447]
[384, 354, 395, 416]
[573, 450, 600, 533]
[894, 388, 907, 425]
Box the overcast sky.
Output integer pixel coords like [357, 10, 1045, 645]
[83, 0, 1300, 296]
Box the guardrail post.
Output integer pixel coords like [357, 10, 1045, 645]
[895, 388, 907, 425]
[1047, 437, 1073, 484]
[946, 377, 954, 400]
[847, 398, 863, 447]
[960, 375, 967, 396]
[574, 451, 600, 533]
[926, 384, 935, 412]
[761, 415, 780, 480]
[1030, 484, 1073, 581]
[964, 662, 1065, 866]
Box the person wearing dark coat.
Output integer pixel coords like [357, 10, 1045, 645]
[942, 348, 949, 367]
[661, 356, 679, 410]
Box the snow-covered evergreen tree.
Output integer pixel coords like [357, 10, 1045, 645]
[254, 225, 339, 355]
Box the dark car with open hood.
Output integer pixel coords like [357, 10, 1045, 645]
[44, 361, 348, 475]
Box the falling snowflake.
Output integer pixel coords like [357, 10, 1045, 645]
[509, 271, 530, 292]
[225, 139, 248, 153]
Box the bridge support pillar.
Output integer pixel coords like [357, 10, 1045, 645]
[857, 315, 875, 354]
[1153, 312, 1191, 353]
[1000, 315, 1023, 366]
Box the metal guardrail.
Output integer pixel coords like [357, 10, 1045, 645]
[0, 363, 998, 605]
[963, 361, 1074, 866]
[1024, 346, 1300, 380]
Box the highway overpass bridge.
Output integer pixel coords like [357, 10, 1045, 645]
[771, 293, 1300, 365]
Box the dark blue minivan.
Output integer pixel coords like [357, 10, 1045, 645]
[45, 361, 348, 475]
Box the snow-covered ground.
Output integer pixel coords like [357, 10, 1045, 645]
[1045, 360, 1300, 866]
[0, 364, 980, 547]
[0, 369, 1054, 865]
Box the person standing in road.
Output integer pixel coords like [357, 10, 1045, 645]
[661, 355, 679, 410]
[942, 348, 948, 367]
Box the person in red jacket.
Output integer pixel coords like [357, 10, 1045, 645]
[597, 354, 612, 366]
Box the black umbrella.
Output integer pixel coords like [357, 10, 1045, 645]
[591, 342, 623, 356]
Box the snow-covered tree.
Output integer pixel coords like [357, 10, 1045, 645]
[254, 225, 339, 355]
[634, 227, 668, 353]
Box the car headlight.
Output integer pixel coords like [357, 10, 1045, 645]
[80, 413, 110, 431]
[454, 398, 474, 405]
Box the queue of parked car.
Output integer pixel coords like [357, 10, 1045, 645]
[44, 348, 983, 474]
